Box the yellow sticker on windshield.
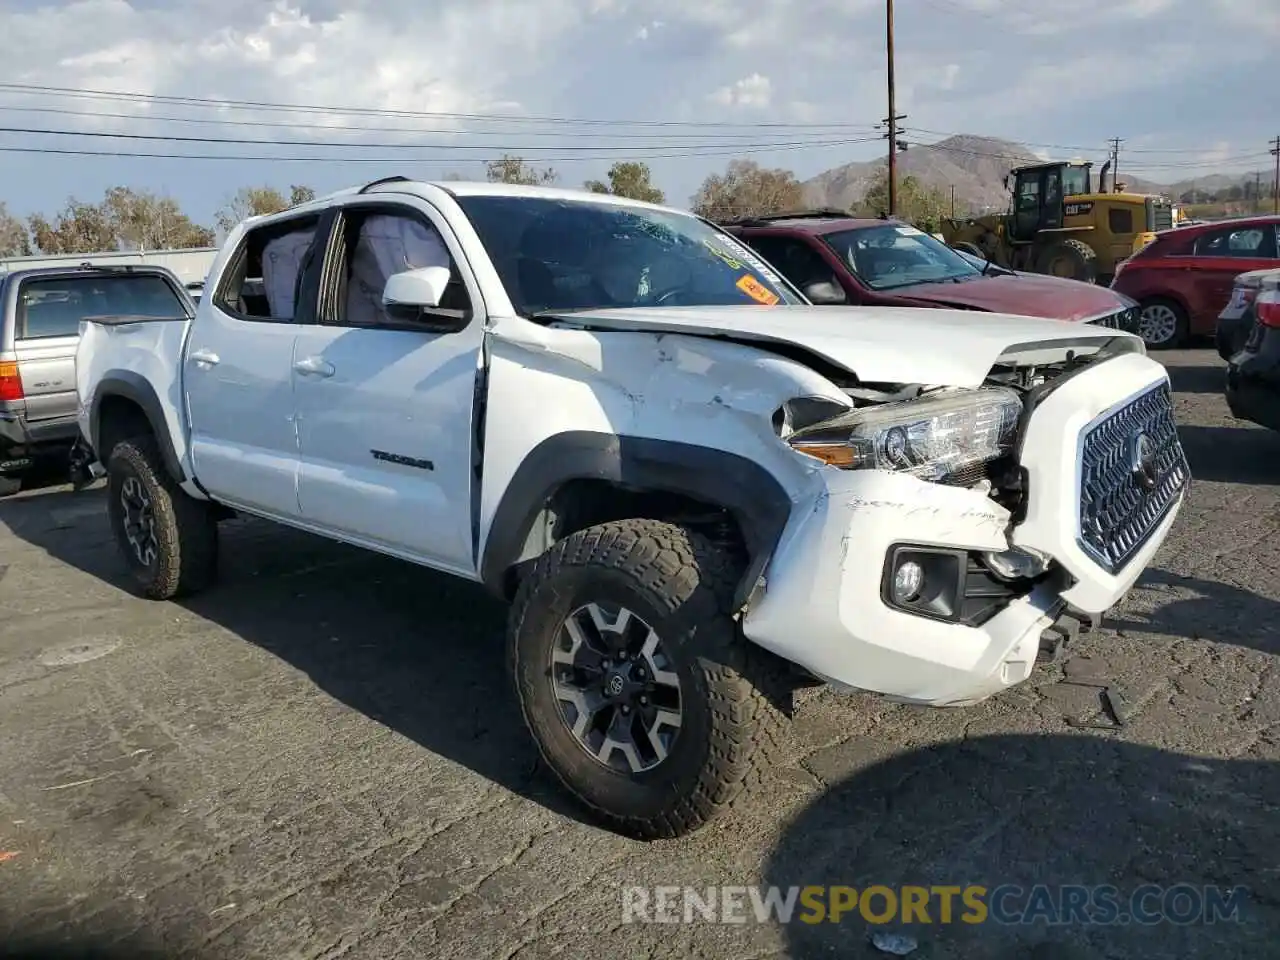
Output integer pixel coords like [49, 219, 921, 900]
[704, 239, 745, 270]
[737, 274, 780, 305]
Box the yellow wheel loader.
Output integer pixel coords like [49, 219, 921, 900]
[940, 159, 1175, 285]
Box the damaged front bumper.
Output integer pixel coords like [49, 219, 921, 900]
[740, 350, 1187, 707]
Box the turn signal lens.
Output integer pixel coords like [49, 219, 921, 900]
[0, 361, 22, 402]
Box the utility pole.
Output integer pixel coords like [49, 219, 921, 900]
[1108, 138, 1124, 192]
[1271, 136, 1280, 214]
[951, 184, 956, 218]
[1256, 171, 1263, 214]
[882, 0, 907, 217]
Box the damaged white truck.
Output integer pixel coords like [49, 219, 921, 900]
[75, 178, 1189, 839]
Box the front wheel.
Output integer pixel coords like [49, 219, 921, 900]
[508, 518, 789, 840]
[106, 436, 219, 600]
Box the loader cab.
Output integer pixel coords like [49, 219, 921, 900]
[1006, 162, 1093, 243]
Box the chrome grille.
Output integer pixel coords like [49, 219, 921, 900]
[1077, 383, 1188, 573]
[1088, 307, 1140, 333]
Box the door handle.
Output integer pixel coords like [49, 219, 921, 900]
[189, 348, 220, 366]
[293, 356, 335, 378]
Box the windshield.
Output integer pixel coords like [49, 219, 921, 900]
[822, 224, 983, 291]
[1062, 166, 1090, 197]
[454, 195, 803, 314]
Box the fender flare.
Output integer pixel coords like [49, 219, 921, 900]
[90, 371, 185, 482]
[479, 431, 793, 606]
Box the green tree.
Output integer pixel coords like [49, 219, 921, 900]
[101, 186, 215, 249]
[857, 171, 950, 232]
[214, 186, 289, 234]
[486, 155, 558, 186]
[289, 184, 317, 206]
[0, 203, 31, 257]
[689, 159, 804, 221]
[29, 198, 118, 254]
[584, 161, 665, 204]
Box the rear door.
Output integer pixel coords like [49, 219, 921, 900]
[185, 211, 327, 518]
[11, 270, 190, 423]
[1187, 223, 1280, 331]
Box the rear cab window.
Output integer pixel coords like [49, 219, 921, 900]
[16, 272, 191, 340]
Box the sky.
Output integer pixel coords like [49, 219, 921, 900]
[0, 0, 1276, 231]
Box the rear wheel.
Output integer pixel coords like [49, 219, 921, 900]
[1137, 297, 1188, 349]
[508, 518, 789, 840]
[1035, 238, 1099, 284]
[951, 241, 986, 259]
[106, 436, 218, 599]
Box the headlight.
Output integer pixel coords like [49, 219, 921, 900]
[786, 387, 1022, 481]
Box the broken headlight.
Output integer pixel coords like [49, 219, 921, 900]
[785, 387, 1022, 482]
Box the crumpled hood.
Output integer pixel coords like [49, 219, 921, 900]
[894, 273, 1130, 321]
[544, 305, 1140, 387]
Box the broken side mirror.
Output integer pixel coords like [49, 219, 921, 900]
[382, 266, 469, 331]
[803, 280, 848, 305]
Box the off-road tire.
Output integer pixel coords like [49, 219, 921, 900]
[951, 241, 986, 260]
[106, 436, 218, 600]
[0, 475, 20, 498]
[1035, 238, 1098, 284]
[509, 518, 791, 840]
[1137, 296, 1189, 350]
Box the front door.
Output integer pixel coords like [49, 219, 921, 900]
[292, 200, 485, 577]
[186, 212, 325, 518]
[1186, 222, 1280, 331]
[1011, 171, 1043, 242]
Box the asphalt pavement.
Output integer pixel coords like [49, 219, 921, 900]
[0, 349, 1276, 959]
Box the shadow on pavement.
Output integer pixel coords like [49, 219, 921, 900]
[1177, 423, 1280, 485]
[765, 734, 1277, 959]
[1164, 362, 1225, 395]
[0, 485, 591, 831]
[1109, 567, 1280, 653]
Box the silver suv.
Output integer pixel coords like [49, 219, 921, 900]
[0, 264, 195, 496]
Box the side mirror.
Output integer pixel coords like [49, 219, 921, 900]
[381, 266, 468, 330]
[803, 280, 848, 305]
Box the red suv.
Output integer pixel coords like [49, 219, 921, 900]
[719, 212, 1138, 333]
[1111, 215, 1280, 349]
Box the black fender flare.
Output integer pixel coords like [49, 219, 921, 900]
[479, 431, 793, 606]
[90, 371, 186, 483]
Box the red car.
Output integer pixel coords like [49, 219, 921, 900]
[1111, 215, 1280, 349]
[719, 212, 1138, 333]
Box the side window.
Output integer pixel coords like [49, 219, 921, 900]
[1194, 227, 1272, 258]
[740, 235, 839, 289]
[17, 274, 188, 340]
[214, 215, 322, 322]
[331, 209, 470, 328]
[1108, 208, 1134, 234]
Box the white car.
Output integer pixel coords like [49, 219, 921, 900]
[74, 178, 1190, 839]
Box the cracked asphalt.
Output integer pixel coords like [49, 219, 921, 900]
[1, 349, 1277, 959]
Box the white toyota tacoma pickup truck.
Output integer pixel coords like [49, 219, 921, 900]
[76, 177, 1189, 839]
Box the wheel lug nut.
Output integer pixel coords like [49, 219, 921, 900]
[640, 695, 648, 705]
[622, 705, 630, 714]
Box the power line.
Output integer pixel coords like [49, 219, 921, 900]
[0, 137, 882, 164]
[1271, 135, 1280, 214]
[0, 124, 873, 154]
[0, 102, 865, 141]
[0, 81, 883, 130]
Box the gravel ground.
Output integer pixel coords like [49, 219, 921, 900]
[0, 349, 1276, 960]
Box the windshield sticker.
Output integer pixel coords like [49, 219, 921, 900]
[895, 225, 924, 236]
[737, 274, 780, 305]
[703, 239, 746, 271]
[716, 236, 786, 285]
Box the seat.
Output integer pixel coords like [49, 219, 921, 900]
[261, 228, 317, 319]
[345, 215, 452, 326]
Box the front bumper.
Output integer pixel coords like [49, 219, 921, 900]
[741, 351, 1186, 707]
[1217, 314, 1254, 363]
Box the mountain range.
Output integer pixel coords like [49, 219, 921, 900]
[800, 135, 1263, 213]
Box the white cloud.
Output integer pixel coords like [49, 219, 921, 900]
[0, 0, 1270, 216]
[708, 73, 772, 109]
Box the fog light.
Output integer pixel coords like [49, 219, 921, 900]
[983, 547, 1050, 580]
[892, 560, 924, 602]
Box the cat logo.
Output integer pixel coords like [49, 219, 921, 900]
[1065, 201, 1094, 217]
